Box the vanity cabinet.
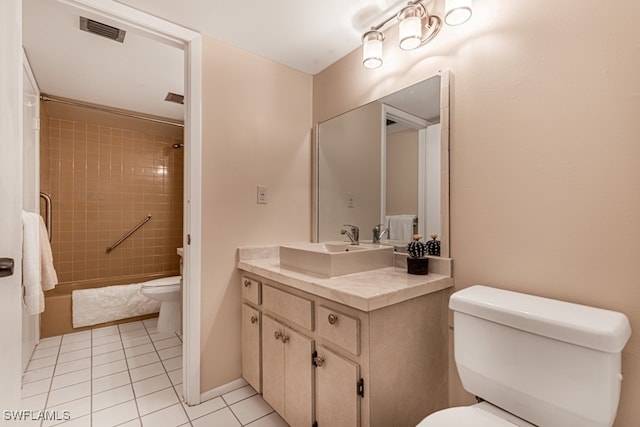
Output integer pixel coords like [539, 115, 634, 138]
[242, 277, 261, 305]
[241, 303, 261, 392]
[315, 344, 361, 426]
[241, 276, 262, 393]
[240, 274, 449, 427]
[317, 305, 360, 356]
[262, 314, 314, 427]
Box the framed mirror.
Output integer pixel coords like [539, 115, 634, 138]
[314, 71, 450, 257]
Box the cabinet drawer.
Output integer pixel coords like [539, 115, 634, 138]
[242, 277, 261, 305]
[262, 284, 313, 331]
[317, 305, 359, 355]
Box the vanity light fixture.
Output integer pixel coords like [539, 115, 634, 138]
[362, 0, 472, 69]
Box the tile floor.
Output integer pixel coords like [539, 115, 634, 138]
[20, 318, 288, 427]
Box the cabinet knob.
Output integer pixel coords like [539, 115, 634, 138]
[274, 331, 281, 340]
[250, 315, 258, 324]
[244, 280, 251, 287]
[281, 334, 289, 344]
[315, 356, 325, 367]
[328, 313, 338, 325]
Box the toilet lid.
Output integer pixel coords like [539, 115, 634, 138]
[417, 403, 534, 427]
[141, 284, 180, 293]
[141, 276, 181, 288]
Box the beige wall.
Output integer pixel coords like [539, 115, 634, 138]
[313, 0, 640, 425]
[386, 128, 419, 216]
[318, 102, 382, 241]
[200, 36, 313, 391]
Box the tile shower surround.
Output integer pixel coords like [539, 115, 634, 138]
[40, 115, 184, 284]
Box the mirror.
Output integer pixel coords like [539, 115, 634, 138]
[315, 72, 449, 257]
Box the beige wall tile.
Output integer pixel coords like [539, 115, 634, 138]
[41, 102, 184, 310]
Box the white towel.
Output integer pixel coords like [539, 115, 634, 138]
[387, 214, 415, 241]
[39, 215, 58, 291]
[22, 211, 44, 315]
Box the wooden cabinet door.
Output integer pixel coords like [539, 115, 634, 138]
[315, 345, 360, 427]
[283, 326, 314, 427]
[241, 304, 261, 392]
[262, 315, 285, 416]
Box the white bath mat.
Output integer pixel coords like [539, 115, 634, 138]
[72, 283, 160, 328]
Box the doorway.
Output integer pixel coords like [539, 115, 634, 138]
[21, 0, 203, 406]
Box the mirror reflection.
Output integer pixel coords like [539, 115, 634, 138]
[317, 74, 444, 247]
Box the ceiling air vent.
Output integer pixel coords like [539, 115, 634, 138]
[80, 17, 126, 43]
[165, 92, 185, 105]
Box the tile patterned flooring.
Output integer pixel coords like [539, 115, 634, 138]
[20, 319, 288, 427]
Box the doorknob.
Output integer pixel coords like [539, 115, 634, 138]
[0, 258, 14, 278]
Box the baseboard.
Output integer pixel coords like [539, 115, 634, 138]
[196, 378, 248, 405]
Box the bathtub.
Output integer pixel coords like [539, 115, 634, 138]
[41, 273, 177, 338]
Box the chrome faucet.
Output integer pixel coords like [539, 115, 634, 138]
[372, 224, 388, 243]
[341, 224, 359, 245]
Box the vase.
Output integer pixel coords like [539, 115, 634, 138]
[407, 257, 428, 275]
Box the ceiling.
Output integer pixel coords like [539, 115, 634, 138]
[116, 0, 408, 75]
[22, 0, 411, 122]
[23, 0, 185, 121]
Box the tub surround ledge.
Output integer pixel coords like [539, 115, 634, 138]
[237, 244, 453, 312]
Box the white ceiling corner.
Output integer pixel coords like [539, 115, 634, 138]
[117, 0, 409, 75]
[22, 0, 411, 121]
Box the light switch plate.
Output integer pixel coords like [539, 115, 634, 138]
[347, 193, 355, 208]
[257, 185, 268, 204]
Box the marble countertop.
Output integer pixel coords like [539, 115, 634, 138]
[237, 246, 454, 312]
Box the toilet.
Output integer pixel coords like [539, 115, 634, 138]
[418, 285, 631, 427]
[140, 276, 182, 333]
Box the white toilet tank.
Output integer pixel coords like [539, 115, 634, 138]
[450, 286, 631, 427]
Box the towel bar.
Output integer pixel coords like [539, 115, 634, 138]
[106, 214, 152, 254]
[39, 193, 52, 242]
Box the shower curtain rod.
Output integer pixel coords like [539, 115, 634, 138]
[40, 95, 185, 128]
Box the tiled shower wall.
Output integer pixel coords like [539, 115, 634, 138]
[40, 106, 184, 285]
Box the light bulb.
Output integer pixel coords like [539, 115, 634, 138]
[362, 30, 384, 69]
[397, 5, 425, 50]
[399, 15, 422, 50]
[445, 0, 472, 26]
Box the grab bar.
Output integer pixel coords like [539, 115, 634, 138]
[39, 193, 52, 242]
[105, 214, 152, 254]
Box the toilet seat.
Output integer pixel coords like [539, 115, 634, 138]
[141, 276, 181, 287]
[141, 276, 181, 303]
[417, 402, 535, 427]
[140, 284, 180, 297]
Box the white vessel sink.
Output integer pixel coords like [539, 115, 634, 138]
[279, 242, 394, 277]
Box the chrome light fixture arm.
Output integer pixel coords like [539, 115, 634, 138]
[419, 14, 442, 47]
[361, 0, 470, 69]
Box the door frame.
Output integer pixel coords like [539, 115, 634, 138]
[0, 0, 25, 410]
[58, 0, 203, 405]
[22, 48, 41, 372]
[380, 104, 430, 232]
